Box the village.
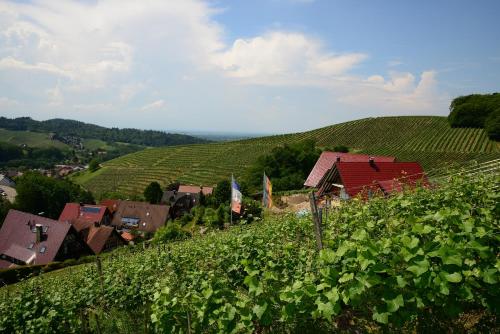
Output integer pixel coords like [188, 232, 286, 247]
[0, 151, 426, 271]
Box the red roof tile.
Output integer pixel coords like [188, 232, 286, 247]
[86, 225, 115, 254]
[100, 199, 121, 214]
[0, 210, 71, 266]
[178, 185, 213, 195]
[304, 152, 395, 187]
[335, 162, 426, 197]
[120, 232, 134, 242]
[58, 203, 107, 225]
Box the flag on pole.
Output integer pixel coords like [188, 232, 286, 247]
[231, 176, 242, 214]
[263, 172, 273, 208]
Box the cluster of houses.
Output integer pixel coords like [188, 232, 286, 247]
[305, 151, 426, 199]
[0, 151, 426, 270]
[0, 185, 213, 269]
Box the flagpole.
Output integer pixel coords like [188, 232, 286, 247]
[262, 172, 266, 208]
[230, 174, 233, 225]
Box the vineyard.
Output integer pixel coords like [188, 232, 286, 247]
[74, 116, 500, 197]
[1, 171, 498, 333]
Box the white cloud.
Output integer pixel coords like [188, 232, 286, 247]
[338, 70, 447, 113]
[0, 0, 448, 131]
[0, 96, 20, 108]
[46, 84, 63, 106]
[0, 57, 71, 77]
[213, 32, 367, 85]
[0, 0, 223, 87]
[140, 99, 165, 112]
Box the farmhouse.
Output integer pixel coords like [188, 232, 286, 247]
[111, 201, 170, 234]
[161, 185, 213, 218]
[59, 203, 125, 254]
[304, 152, 395, 188]
[316, 161, 426, 199]
[0, 210, 91, 268]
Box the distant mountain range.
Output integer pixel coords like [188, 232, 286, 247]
[0, 117, 208, 147]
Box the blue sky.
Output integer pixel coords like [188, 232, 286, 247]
[0, 0, 499, 133]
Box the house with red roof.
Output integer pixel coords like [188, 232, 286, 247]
[304, 152, 395, 188]
[58, 203, 125, 254]
[0, 210, 91, 268]
[316, 160, 426, 199]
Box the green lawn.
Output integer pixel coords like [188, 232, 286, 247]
[0, 128, 69, 149]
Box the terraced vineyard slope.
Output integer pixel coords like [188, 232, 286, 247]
[75, 116, 500, 197]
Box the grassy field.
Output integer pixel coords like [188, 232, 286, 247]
[74, 116, 500, 197]
[0, 128, 69, 149]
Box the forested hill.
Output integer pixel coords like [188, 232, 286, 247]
[0, 117, 208, 147]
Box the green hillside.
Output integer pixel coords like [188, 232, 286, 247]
[75, 116, 500, 197]
[0, 128, 69, 149]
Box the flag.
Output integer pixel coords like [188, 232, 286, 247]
[231, 176, 242, 214]
[263, 173, 273, 208]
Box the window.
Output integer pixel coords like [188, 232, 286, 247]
[39, 246, 47, 254]
[121, 217, 140, 228]
[27, 242, 34, 249]
[43, 226, 49, 233]
[82, 207, 101, 214]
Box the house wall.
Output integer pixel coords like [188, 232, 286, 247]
[54, 230, 92, 261]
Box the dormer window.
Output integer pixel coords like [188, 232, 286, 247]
[39, 246, 47, 254]
[27, 242, 34, 249]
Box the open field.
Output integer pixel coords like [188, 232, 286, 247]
[0, 128, 69, 149]
[74, 116, 500, 197]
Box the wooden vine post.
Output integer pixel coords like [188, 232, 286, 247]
[309, 192, 323, 251]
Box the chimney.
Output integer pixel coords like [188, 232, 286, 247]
[369, 157, 375, 164]
[35, 224, 43, 243]
[336, 156, 341, 162]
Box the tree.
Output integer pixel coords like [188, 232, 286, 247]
[0, 196, 12, 228]
[333, 145, 349, 153]
[485, 108, 500, 141]
[14, 172, 94, 219]
[144, 181, 163, 204]
[88, 159, 100, 172]
[448, 93, 500, 133]
[245, 139, 321, 192]
[213, 180, 231, 206]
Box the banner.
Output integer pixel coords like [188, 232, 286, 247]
[231, 176, 242, 214]
[263, 173, 273, 208]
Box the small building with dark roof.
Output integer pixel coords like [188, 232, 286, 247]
[161, 185, 213, 219]
[0, 210, 91, 268]
[111, 201, 170, 234]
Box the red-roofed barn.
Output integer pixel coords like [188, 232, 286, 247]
[317, 161, 426, 199]
[304, 152, 395, 188]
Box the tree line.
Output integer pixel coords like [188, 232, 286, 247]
[448, 93, 500, 140]
[0, 117, 208, 147]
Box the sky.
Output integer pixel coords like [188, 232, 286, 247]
[0, 0, 499, 134]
